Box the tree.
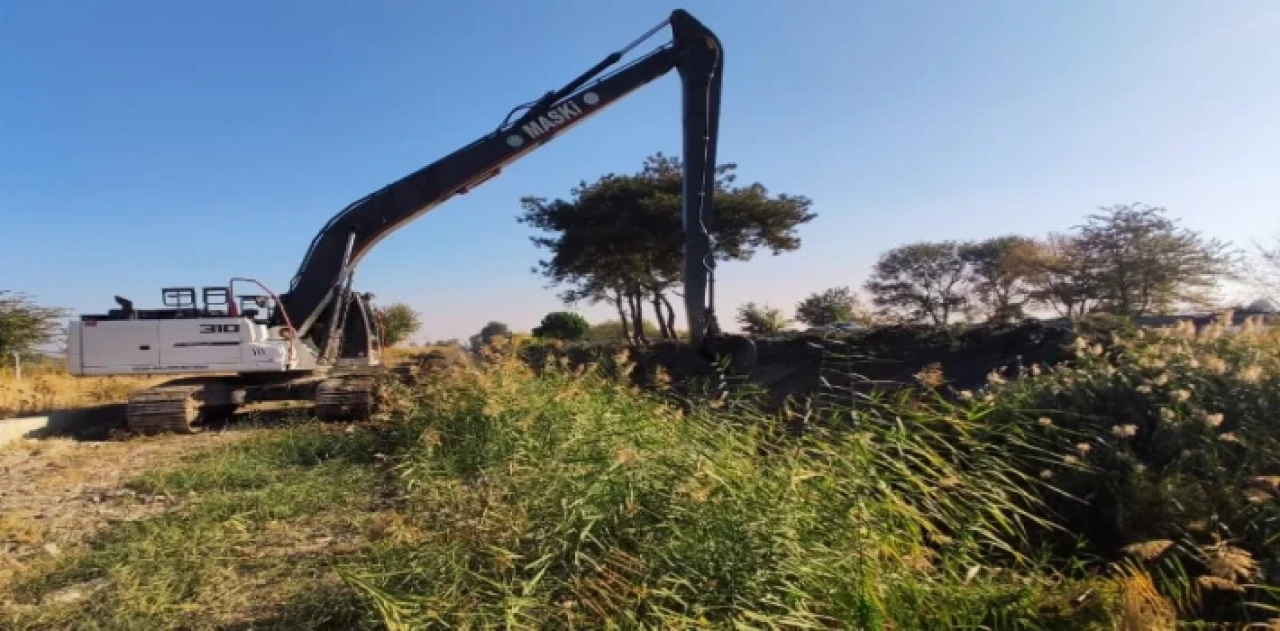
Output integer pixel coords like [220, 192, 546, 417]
[864, 241, 970, 326]
[1023, 233, 1102, 318]
[959, 236, 1041, 322]
[794, 286, 870, 327]
[0, 291, 68, 357]
[1072, 204, 1236, 316]
[735, 302, 789, 335]
[1249, 229, 1280, 304]
[469, 321, 511, 350]
[518, 152, 817, 344]
[1245, 297, 1277, 313]
[532, 311, 590, 341]
[375, 303, 422, 346]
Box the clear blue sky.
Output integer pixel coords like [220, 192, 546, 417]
[3, 0, 1277, 342]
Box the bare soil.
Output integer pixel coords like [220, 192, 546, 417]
[0, 430, 247, 588]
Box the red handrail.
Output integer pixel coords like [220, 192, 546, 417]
[227, 277, 297, 365]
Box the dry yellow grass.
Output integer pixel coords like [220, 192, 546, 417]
[1, 347, 470, 420]
[381, 344, 465, 364]
[0, 345, 471, 417]
[1116, 566, 1178, 631]
[0, 360, 161, 419]
[379, 345, 428, 364]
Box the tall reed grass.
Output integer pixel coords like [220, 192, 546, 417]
[981, 312, 1280, 623]
[333, 348, 1129, 629]
[7, 321, 1278, 628]
[0, 357, 159, 419]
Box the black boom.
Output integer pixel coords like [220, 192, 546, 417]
[275, 9, 751, 369]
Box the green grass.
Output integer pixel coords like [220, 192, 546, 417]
[1, 422, 389, 630]
[331, 356, 1123, 630]
[4, 317, 1278, 629]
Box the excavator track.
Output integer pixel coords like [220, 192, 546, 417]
[314, 374, 377, 421]
[125, 378, 242, 435]
[125, 384, 203, 435]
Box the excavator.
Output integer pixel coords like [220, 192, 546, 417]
[66, 9, 756, 434]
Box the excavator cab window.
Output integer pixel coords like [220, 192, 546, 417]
[238, 295, 272, 323]
[162, 287, 197, 309]
[203, 287, 231, 316]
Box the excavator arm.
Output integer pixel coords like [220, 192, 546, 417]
[278, 9, 753, 370]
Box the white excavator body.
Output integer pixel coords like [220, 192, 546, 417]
[66, 316, 316, 376]
[63, 284, 379, 435]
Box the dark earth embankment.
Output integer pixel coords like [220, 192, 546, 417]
[520, 320, 1079, 406]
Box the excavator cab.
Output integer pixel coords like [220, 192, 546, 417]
[235, 295, 274, 324]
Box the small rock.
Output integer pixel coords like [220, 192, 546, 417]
[42, 579, 108, 606]
[43, 542, 61, 557]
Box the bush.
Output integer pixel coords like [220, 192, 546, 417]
[375, 303, 421, 346]
[735, 301, 789, 334]
[531, 311, 590, 341]
[984, 312, 1280, 620]
[469, 321, 511, 350]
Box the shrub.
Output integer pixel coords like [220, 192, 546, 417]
[469, 321, 511, 350]
[735, 301, 789, 334]
[985, 312, 1280, 620]
[375, 303, 422, 346]
[531, 311, 590, 341]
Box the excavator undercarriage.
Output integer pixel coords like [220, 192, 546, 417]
[121, 370, 381, 435]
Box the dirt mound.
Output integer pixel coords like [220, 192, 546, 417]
[389, 346, 474, 384]
[522, 321, 1077, 406]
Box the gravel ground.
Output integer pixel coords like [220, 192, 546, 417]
[0, 430, 247, 590]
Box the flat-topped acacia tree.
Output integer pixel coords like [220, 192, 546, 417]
[518, 152, 816, 344]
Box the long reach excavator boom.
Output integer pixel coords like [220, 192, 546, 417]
[66, 9, 756, 435]
[285, 9, 729, 357]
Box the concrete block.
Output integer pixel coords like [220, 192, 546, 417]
[0, 404, 126, 447]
